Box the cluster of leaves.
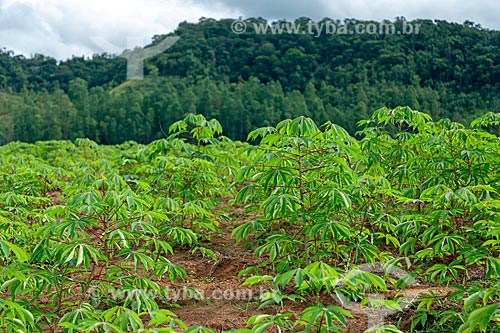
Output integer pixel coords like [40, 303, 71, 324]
[232, 108, 500, 332]
[1, 110, 500, 332]
[0, 114, 245, 332]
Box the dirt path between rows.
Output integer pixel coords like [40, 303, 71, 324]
[163, 198, 454, 332]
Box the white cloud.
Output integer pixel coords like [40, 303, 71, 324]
[0, 0, 499, 60]
[0, 0, 239, 59]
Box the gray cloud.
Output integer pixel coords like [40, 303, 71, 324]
[0, 0, 499, 60]
[210, 0, 331, 20]
[211, 0, 500, 29]
[0, 2, 39, 32]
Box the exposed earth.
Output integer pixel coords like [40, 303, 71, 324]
[156, 198, 454, 332]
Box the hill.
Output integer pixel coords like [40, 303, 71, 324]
[0, 17, 499, 143]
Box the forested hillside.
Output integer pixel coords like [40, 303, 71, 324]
[0, 17, 499, 144]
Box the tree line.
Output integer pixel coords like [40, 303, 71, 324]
[0, 17, 499, 144]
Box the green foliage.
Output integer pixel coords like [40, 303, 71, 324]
[1, 19, 500, 143]
[1, 110, 500, 332]
[235, 109, 500, 332]
[0, 118, 240, 332]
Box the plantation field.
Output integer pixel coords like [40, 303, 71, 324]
[1, 108, 500, 332]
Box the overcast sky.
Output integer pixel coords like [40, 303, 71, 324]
[1, 0, 499, 60]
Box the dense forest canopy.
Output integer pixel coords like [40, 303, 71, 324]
[0, 17, 499, 144]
